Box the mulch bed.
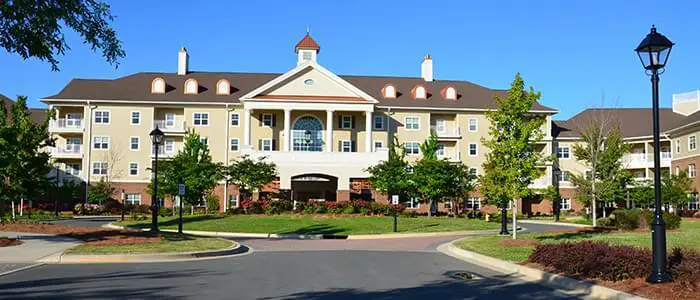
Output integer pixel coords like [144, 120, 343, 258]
[0, 238, 22, 247]
[0, 222, 163, 247]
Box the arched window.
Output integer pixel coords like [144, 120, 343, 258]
[383, 85, 396, 98]
[151, 77, 166, 94]
[415, 86, 427, 99]
[292, 116, 324, 152]
[445, 87, 457, 100]
[216, 79, 230, 95]
[184, 78, 198, 95]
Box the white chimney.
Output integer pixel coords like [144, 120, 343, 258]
[421, 54, 433, 82]
[178, 47, 189, 75]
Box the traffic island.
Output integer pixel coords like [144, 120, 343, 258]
[57, 239, 245, 263]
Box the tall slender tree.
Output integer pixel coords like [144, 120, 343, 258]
[480, 73, 547, 235]
[225, 155, 278, 202]
[366, 137, 412, 202]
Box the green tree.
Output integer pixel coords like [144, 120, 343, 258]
[0, 96, 55, 216]
[630, 180, 653, 208]
[86, 178, 113, 204]
[366, 137, 412, 202]
[661, 171, 692, 214]
[0, 0, 125, 71]
[479, 73, 547, 234]
[225, 155, 278, 201]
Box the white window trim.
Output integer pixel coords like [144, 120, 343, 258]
[93, 136, 110, 150]
[229, 194, 239, 208]
[192, 112, 210, 127]
[125, 193, 142, 205]
[262, 113, 274, 127]
[468, 118, 478, 132]
[435, 119, 446, 133]
[689, 135, 697, 151]
[373, 140, 384, 151]
[404, 116, 420, 131]
[468, 143, 478, 157]
[341, 140, 352, 153]
[557, 147, 571, 159]
[341, 115, 353, 129]
[130, 111, 141, 125]
[560, 198, 572, 211]
[405, 197, 421, 209]
[164, 138, 175, 153]
[129, 136, 140, 151]
[689, 164, 696, 178]
[91, 161, 108, 176]
[373, 115, 385, 130]
[467, 197, 481, 210]
[230, 113, 240, 127]
[261, 138, 273, 151]
[94, 110, 111, 125]
[128, 162, 139, 176]
[230, 138, 240, 152]
[469, 168, 478, 177]
[559, 171, 571, 183]
[404, 141, 421, 155]
[66, 163, 81, 176]
[676, 139, 681, 153]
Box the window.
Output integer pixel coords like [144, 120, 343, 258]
[469, 168, 478, 177]
[184, 79, 198, 94]
[373, 115, 384, 130]
[676, 139, 681, 153]
[302, 51, 312, 61]
[435, 119, 446, 133]
[261, 139, 273, 151]
[151, 78, 166, 94]
[383, 85, 396, 98]
[216, 79, 230, 95]
[405, 197, 420, 209]
[676, 166, 680, 176]
[468, 119, 477, 132]
[436, 144, 445, 156]
[229, 194, 239, 208]
[93, 136, 109, 150]
[465, 197, 481, 210]
[66, 163, 81, 176]
[125, 194, 141, 205]
[414, 86, 426, 99]
[231, 113, 240, 127]
[94, 111, 110, 124]
[164, 139, 174, 153]
[304, 79, 314, 86]
[444, 200, 453, 210]
[341, 140, 353, 153]
[91, 162, 108, 176]
[200, 137, 208, 146]
[374, 141, 384, 151]
[689, 164, 696, 178]
[262, 113, 274, 127]
[560, 198, 572, 210]
[557, 147, 570, 159]
[165, 113, 176, 127]
[689, 194, 699, 210]
[445, 87, 457, 100]
[129, 137, 139, 151]
[128, 162, 139, 176]
[230, 138, 239, 151]
[341, 115, 353, 129]
[690, 136, 697, 151]
[193, 112, 209, 126]
[405, 117, 420, 130]
[131, 111, 141, 125]
[404, 142, 420, 155]
[558, 171, 570, 182]
[468, 143, 477, 156]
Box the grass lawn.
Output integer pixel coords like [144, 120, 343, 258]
[525, 215, 593, 225]
[456, 219, 700, 262]
[68, 233, 235, 255]
[116, 214, 500, 235]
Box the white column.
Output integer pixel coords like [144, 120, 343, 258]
[326, 110, 334, 152]
[365, 111, 373, 152]
[284, 109, 291, 152]
[645, 142, 649, 179]
[243, 109, 251, 147]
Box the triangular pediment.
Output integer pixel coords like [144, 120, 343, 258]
[240, 62, 377, 103]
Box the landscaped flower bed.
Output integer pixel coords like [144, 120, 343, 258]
[0, 237, 22, 247]
[233, 200, 405, 216]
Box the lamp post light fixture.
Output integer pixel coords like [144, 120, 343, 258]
[120, 189, 126, 222]
[635, 25, 674, 284]
[149, 126, 165, 232]
[552, 166, 562, 222]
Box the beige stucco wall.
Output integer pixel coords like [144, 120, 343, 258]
[669, 127, 700, 160]
[267, 68, 356, 97]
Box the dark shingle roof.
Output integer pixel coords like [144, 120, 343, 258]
[43, 72, 558, 112]
[553, 108, 685, 138]
[0, 93, 48, 124]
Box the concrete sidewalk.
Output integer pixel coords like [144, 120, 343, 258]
[0, 231, 82, 263]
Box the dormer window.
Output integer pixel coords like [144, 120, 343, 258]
[151, 77, 166, 94]
[445, 87, 457, 100]
[216, 79, 231, 95]
[414, 86, 427, 99]
[382, 85, 396, 98]
[184, 78, 198, 95]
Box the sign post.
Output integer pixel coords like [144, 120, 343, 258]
[178, 183, 186, 234]
[391, 195, 399, 233]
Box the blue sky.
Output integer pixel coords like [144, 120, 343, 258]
[1, 1, 698, 119]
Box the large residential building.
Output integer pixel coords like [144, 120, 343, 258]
[41, 34, 700, 214]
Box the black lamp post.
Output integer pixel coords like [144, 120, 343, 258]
[553, 166, 561, 222]
[635, 25, 674, 284]
[149, 126, 165, 232]
[55, 164, 60, 218]
[120, 189, 125, 222]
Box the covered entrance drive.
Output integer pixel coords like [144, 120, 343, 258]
[291, 174, 338, 202]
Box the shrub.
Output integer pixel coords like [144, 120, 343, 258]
[611, 209, 641, 230]
[401, 210, 419, 218]
[159, 207, 173, 217]
[694, 211, 700, 218]
[596, 217, 614, 227]
[244, 201, 264, 214]
[206, 193, 220, 213]
[226, 207, 245, 215]
[263, 200, 293, 215]
[342, 204, 357, 214]
[466, 210, 482, 219]
[661, 213, 682, 230]
[314, 205, 327, 214]
[103, 199, 122, 215]
[668, 247, 700, 290]
[529, 241, 651, 281]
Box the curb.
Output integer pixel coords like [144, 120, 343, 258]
[438, 238, 644, 300]
[0, 263, 44, 277]
[53, 241, 248, 264]
[519, 220, 592, 228]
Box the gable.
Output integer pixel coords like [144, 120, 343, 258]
[265, 68, 357, 98]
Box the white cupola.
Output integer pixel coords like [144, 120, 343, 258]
[295, 33, 320, 65]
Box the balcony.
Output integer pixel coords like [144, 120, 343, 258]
[530, 175, 552, 189]
[151, 147, 176, 158]
[437, 150, 461, 162]
[622, 152, 672, 169]
[153, 120, 186, 134]
[49, 145, 83, 158]
[430, 125, 461, 139]
[50, 118, 84, 133]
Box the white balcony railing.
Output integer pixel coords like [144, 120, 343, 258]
[437, 150, 461, 162]
[622, 152, 672, 168]
[430, 125, 461, 138]
[151, 147, 176, 158]
[530, 176, 552, 189]
[49, 145, 83, 157]
[50, 118, 84, 132]
[153, 120, 186, 133]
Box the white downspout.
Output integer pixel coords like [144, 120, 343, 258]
[84, 102, 96, 204]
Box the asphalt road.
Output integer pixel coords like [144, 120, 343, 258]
[0, 219, 584, 300]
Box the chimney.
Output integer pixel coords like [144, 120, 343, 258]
[421, 54, 433, 82]
[178, 47, 189, 75]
